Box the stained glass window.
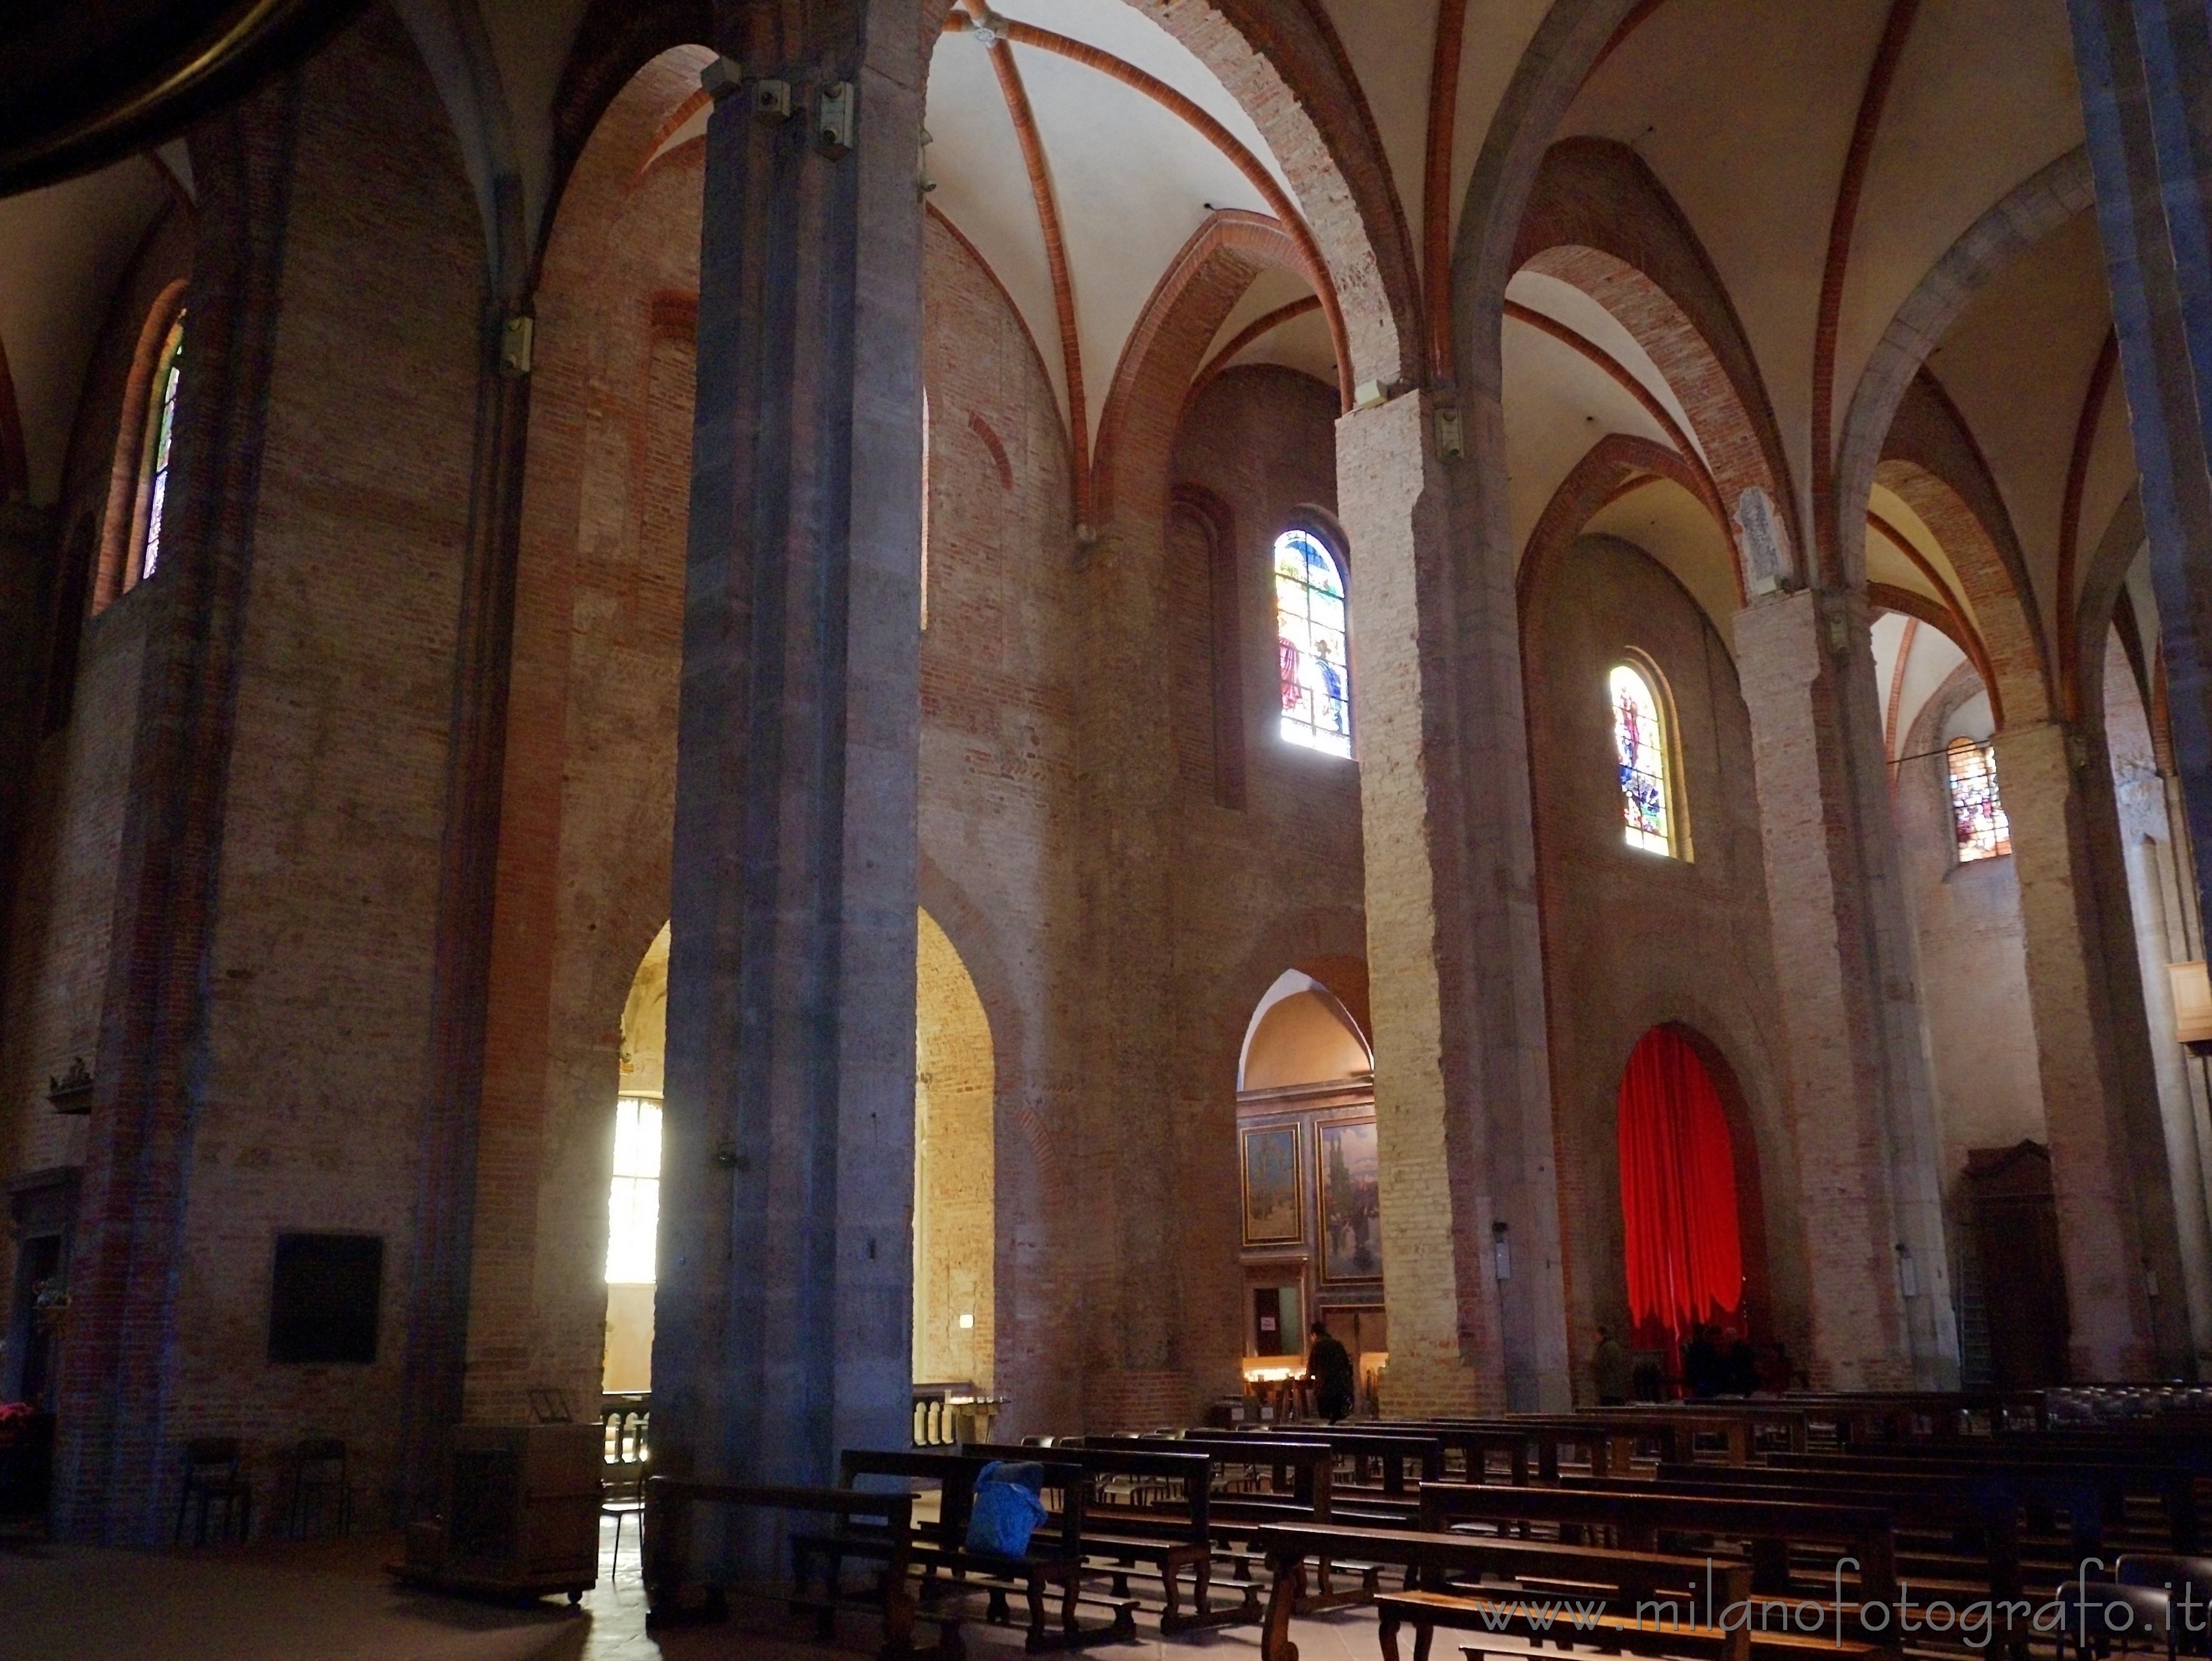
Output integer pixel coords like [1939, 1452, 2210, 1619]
[606, 1096, 663, 1284]
[1611, 663, 1673, 856]
[1947, 738, 2010, 861]
[1275, 529, 1351, 757]
[140, 318, 184, 582]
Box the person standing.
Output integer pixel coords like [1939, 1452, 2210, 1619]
[1305, 1321, 1355, 1423]
[1591, 1326, 1633, 1406]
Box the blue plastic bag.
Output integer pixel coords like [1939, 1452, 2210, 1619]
[964, 1459, 1048, 1559]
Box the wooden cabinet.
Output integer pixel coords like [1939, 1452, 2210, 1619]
[396, 1423, 600, 1602]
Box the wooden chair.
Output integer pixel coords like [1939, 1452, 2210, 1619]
[174, 1438, 253, 1545]
[600, 1399, 649, 1574]
[283, 1437, 350, 1538]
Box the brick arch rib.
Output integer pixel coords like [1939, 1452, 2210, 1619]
[1516, 431, 1741, 611]
[1865, 510, 2002, 728]
[1123, 0, 1416, 392]
[1187, 296, 1323, 411]
[2055, 330, 2120, 720]
[1093, 211, 1302, 525]
[1867, 580, 1992, 706]
[1834, 148, 2094, 591]
[1514, 138, 1801, 595]
[1877, 371, 2050, 729]
[951, 2, 1090, 517]
[1810, 0, 1922, 581]
[944, 13, 1349, 408]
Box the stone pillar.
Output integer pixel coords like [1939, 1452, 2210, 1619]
[1733, 587, 1957, 1387]
[1342, 389, 1570, 1413]
[2070, 0, 2212, 916]
[654, 16, 924, 1515]
[1998, 719, 2192, 1375]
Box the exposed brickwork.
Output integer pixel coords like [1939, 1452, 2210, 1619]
[915, 910, 994, 1389]
[1892, 667, 2048, 1190]
[1337, 390, 1506, 1416]
[1521, 531, 1806, 1394]
[919, 207, 1084, 1436]
[1733, 590, 1943, 1387]
[153, 7, 485, 1523]
[1516, 138, 1804, 586]
[475, 45, 707, 1432]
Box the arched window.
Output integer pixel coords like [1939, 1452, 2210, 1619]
[135, 314, 184, 584]
[1947, 737, 2010, 861]
[1611, 661, 1676, 856]
[1274, 528, 1350, 757]
[605, 1096, 663, 1285]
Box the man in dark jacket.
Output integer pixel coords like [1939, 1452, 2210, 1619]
[1306, 1322, 1355, 1422]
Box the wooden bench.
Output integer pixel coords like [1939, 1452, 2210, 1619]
[1417, 1479, 1899, 1606]
[794, 1449, 1135, 1652]
[1245, 1424, 1445, 1497]
[1253, 1519, 1757, 1661]
[1120, 1434, 1404, 1609]
[639, 1475, 957, 1659]
[969, 1439, 1257, 1633]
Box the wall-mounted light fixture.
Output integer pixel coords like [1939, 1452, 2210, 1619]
[1492, 1221, 1512, 1283]
[1895, 1242, 1918, 1299]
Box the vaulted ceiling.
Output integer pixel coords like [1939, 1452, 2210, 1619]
[0, 0, 2143, 726]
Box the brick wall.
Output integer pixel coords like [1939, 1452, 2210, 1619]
[917, 207, 1083, 1435]
[1522, 532, 1808, 1395]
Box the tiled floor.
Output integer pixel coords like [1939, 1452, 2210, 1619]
[0, 1516, 1397, 1661]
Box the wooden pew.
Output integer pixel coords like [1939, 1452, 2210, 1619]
[1616, 1463, 2040, 1655]
[967, 1439, 1257, 1633]
[1118, 1434, 1397, 1610]
[1390, 1415, 1689, 1481]
[640, 1474, 958, 1659]
[795, 1449, 1135, 1652]
[1247, 1424, 1444, 1497]
[1253, 1519, 1758, 1661]
[1417, 1478, 1899, 1608]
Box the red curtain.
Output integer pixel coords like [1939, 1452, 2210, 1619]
[1617, 1027, 1743, 1354]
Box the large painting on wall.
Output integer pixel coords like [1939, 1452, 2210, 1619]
[1241, 1124, 1303, 1246]
[1319, 1118, 1383, 1282]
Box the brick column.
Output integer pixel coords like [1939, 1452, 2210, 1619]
[51, 84, 300, 1543]
[1733, 587, 1957, 1387]
[1997, 719, 2191, 1375]
[1341, 389, 1570, 1412]
[2070, 0, 2212, 917]
[654, 19, 924, 1512]
[1070, 520, 1187, 1427]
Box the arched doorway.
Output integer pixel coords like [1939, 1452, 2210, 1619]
[1234, 970, 1382, 1415]
[915, 911, 994, 1397]
[1615, 1024, 1769, 1388]
[603, 925, 669, 1395]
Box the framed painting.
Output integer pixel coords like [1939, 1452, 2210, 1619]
[1240, 1124, 1303, 1246]
[1318, 1118, 1383, 1282]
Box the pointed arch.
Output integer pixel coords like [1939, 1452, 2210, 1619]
[1512, 138, 1802, 597]
[1877, 373, 2052, 729]
[1835, 148, 2096, 590]
[94, 277, 189, 611]
[1091, 211, 1303, 525]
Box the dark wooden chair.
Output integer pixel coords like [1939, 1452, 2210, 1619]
[283, 1437, 350, 1538]
[175, 1437, 253, 1545]
[600, 1396, 650, 1573]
